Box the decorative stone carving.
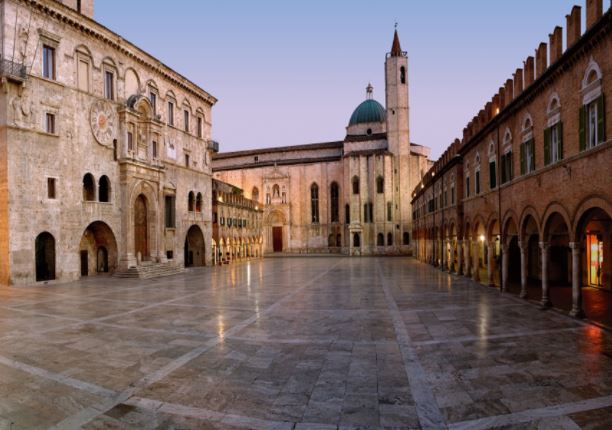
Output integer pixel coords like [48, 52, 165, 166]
[90, 100, 116, 145]
[11, 94, 35, 128]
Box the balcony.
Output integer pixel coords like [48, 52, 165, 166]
[0, 57, 27, 82]
[207, 140, 219, 153]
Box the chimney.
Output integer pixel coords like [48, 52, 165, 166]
[505, 79, 514, 104]
[586, 0, 603, 29]
[524, 56, 535, 87]
[566, 6, 582, 47]
[549, 26, 563, 64]
[513, 68, 524, 97]
[492, 94, 500, 116]
[536, 43, 548, 78]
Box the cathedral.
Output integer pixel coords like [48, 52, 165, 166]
[212, 31, 432, 255]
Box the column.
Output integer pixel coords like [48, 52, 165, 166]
[487, 242, 494, 286]
[473, 241, 480, 282]
[457, 240, 463, 275]
[501, 243, 509, 292]
[441, 239, 447, 271]
[569, 242, 584, 318]
[519, 241, 528, 299]
[464, 240, 471, 277]
[540, 242, 552, 308]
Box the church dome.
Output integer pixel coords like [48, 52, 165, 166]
[348, 84, 386, 126]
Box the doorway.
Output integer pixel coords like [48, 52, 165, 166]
[273, 226, 283, 252]
[35, 232, 56, 282]
[134, 194, 148, 260]
[80, 251, 88, 277]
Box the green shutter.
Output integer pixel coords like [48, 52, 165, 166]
[558, 122, 563, 160]
[489, 161, 496, 189]
[509, 152, 513, 180]
[530, 139, 535, 171]
[501, 154, 507, 183]
[520, 143, 525, 175]
[597, 95, 605, 144]
[579, 106, 586, 151]
[544, 128, 551, 166]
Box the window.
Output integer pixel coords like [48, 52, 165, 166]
[363, 202, 373, 223]
[164, 195, 176, 228]
[489, 160, 496, 189]
[311, 183, 319, 223]
[387, 233, 393, 246]
[273, 184, 280, 198]
[352, 176, 360, 194]
[403, 232, 410, 245]
[188, 191, 195, 212]
[387, 202, 392, 221]
[184, 109, 190, 133]
[544, 122, 563, 165]
[98, 176, 110, 202]
[77, 59, 90, 91]
[196, 193, 202, 213]
[520, 140, 535, 175]
[377, 233, 384, 246]
[451, 184, 455, 205]
[266, 193, 271, 204]
[127, 130, 134, 152]
[376, 176, 384, 193]
[47, 178, 56, 199]
[167, 101, 174, 126]
[77, 0, 82, 12]
[465, 176, 470, 198]
[150, 92, 157, 114]
[501, 151, 513, 184]
[330, 182, 339, 222]
[197, 116, 203, 138]
[580, 97, 604, 150]
[475, 170, 480, 195]
[104, 71, 114, 100]
[152, 140, 158, 159]
[42, 45, 56, 80]
[83, 173, 95, 201]
[45, 113, 56, 134]
[345, 204, 350, 224]
[185, 153, 190, 167]
[400, 66, 406, 84]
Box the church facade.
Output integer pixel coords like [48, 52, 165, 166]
[0, 0, 218, 285]
[213, 32, 431, 255]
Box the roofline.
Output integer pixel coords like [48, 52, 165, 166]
[212, 156, 342, 171]
[213, 141, 344, 160]
[30, 0, 217, 105]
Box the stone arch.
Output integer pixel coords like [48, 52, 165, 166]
[502, 209, 521, 238]
[127, 94, 153, 120]
[547, 91, 561, 113]
[98, 175, 111, 203]
[83, 173, 96, 201]
[582, 57, 602, 89]
[79, 221, 118, 277]
[124, 67, 141, 96]
[541, 202, 573, 242]
[184, 225, 205, 267]
[519, 206, 542, 241]
[572, 196, 612, 237]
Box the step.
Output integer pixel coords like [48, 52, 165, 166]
[113, 262, 186, 280]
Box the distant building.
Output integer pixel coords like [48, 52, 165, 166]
[0, 0, 218, 285]
[212, 179, 264, 264]
[412, 3, 611, 321]
[213, 32, 432, 255]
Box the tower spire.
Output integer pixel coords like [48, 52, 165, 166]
[366, 82, 373, 99]
[390, 28, 402, 57]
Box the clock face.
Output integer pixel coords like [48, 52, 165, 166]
[90, 100, 116, 146]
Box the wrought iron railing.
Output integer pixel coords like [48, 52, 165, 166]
[0, 57, 27, 80]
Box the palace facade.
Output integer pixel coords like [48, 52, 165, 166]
[412, 1, 611, 321]
[213, 32, 431, 255]
[0, 0, 218, 285]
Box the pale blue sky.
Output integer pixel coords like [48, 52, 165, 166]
[96, 0, 586, 158]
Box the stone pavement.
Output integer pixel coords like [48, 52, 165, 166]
[0, 257, 611, 429]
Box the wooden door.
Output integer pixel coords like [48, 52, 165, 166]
[272, 227, 283, 252]
[134, 195, 148, 260]
[80, 251, 88, 277]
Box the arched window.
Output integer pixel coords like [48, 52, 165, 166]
[272, 184, 280, 198]
[580, 60, 604, 150]
[352, 176, 360, 195]
[330, 182, 339, 222]
[353, 232, 361, 248]
[98, 175, 110, 202]
[252, 187, 259, 203]
[310, 183, 319, 223]
[387, 232, 393, 246]
[345, 204, 350, 224]
[376, 176, 384, 194]
[188, 191, 195, 212]
[35, 232, 55, 281]
[403, 232, 410, 245]
[196, 192, 202, 212]
[83, 173, 95, 201]
[377, 233, 384, 246]
[400, 66, 406, 84]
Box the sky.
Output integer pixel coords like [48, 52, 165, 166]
[96, 0, 586, 160]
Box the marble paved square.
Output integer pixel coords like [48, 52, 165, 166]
[0, 257, 611, 429]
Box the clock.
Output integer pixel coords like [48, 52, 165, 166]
[90, 100, 116, 146]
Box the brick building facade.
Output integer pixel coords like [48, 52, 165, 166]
[412, 1, 611, 321]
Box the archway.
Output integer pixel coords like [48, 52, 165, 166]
[79, 221, 118, 277]
[487, 219, 500, 287]
[503, 216, 521, 294]
[184, 225, 205, 267]
[542, 212, 571, 309]
[520, 214, 540, 300]
[35, 232, 55, 282]
[266, 210, 285, 253]
[134, 194, 149, 261]
[353, 232, 361, 248]
[473, 221, 486, 283]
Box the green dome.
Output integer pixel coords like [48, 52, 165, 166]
[348, 99, 387, 126]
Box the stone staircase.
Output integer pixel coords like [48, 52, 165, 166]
[113, 261, 185, 279]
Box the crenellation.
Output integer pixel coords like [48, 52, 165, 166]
[505, 79, 514, 104]
[567, 5, 582, 47]
[524, 56, 535, 86]
[587, 0, 603, 28]
[513, 68, 524, 97]
[536, 42, 548, 78]
[549, 26, 563, 64]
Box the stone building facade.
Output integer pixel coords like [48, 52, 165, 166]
[211, 179, 263, 265]
[0, 0, 218, 285]
[412, 1, 611, 321]
[213, 32, 432, 255]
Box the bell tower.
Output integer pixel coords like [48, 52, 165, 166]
[385, 29, 413, 244]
